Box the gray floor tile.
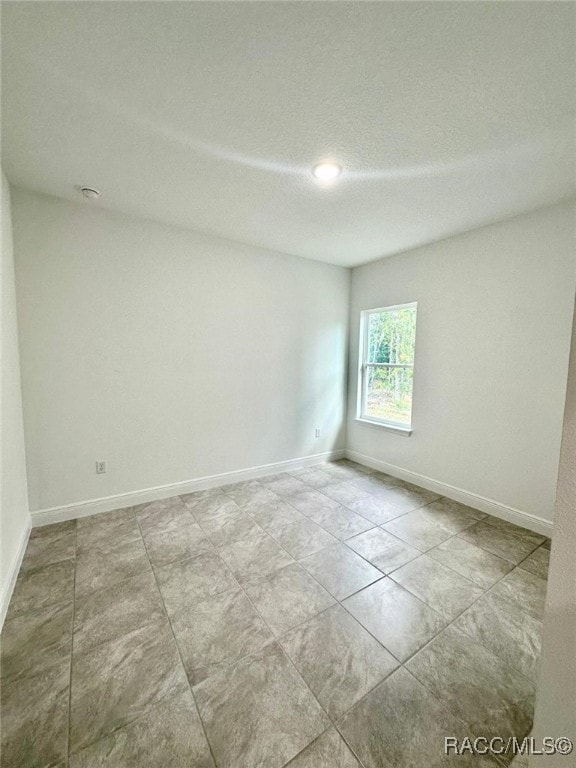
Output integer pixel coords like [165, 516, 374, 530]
[280, 604, 398, 719]
[344, 495, 407, 524]
[169, 586, 273, 685]
[222, 480, 279, 510]
[218, 529, 293, 585]
[351, 473, 404, 494]
[76, 512, 140, 550]
[75, 536, 151, 598]
[0, 658, 70, 768]
[349, 475, 395, 495]
[199, 510, 262, 548]
[186, 494, 243, 525]
[337, 667, 499, 768]
[459, 521, 543, 564]
[370, 485, 441, 514]
[541, 537, 552, 550]
[222, 479, 260, 493]
[324, 462, 367, 481]
[286, 728, 361, 767]
[142, 520, 213, 568]
[296, 468, 336, 489]
[518, 546, 550, 580]
[260, 474, 309, 498]
[7, 559, 75, 620]
[70, 619, 187, 752]
[346, 527, 420, 574]
[180, 487, 225, 505]
[453, 592, 543, 683]
[246, 562, 335, 636]
[287, 466, 318, 477]
[73, 570, 166, 655]
[193, 643, 330, 768]
[156, 550, 238, 614]
[418, 497, 486, 532]
[21, 530, 76, 573]
[343, 578, 447, 661]
[249, 499, 307, 535]
[270, 517, 338, 558]
[289, 489, 340, 515]
[77, 507, 134, 532]
[382, 509, 455, 551]
[1, 602, 72, 682]
[299, 543, 383, 600]
[390, 555, 484, 619]
[427, 536, 514, 589]
[338, 459, 374, 475]
[407, 625, 535, 744]
[490, 567, 548, 620]
[482, 517, 546, 541]
[69, 689, 214, 767]
[306, 505, 374, 540]
[241, 490, 288, 515]
[322, 481, 372, 506]
[135, 497, 196, 535]
[29, 520, 76, 539]
[3, 470, 546, 767]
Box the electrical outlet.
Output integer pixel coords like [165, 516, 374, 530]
[315, 428, 321, 438]
[96, 460, 107, 474]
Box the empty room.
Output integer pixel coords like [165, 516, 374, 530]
[1, 2, 575, 767]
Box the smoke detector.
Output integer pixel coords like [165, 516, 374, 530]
[80, 187, 100, 200]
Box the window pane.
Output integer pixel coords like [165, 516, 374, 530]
[367, 307, 416, 365]
[365, 365, 413, 426]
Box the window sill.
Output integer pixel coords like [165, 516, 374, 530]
[354, 418, 412, 436]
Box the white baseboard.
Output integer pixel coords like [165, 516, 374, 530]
[29, 445, 553, 537]
[346, 449, 553, 537]
[30, 449, 346, 528]
[0, 514, 32, 630]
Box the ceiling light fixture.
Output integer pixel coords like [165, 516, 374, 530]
[80, 186, 100, 200]
[312, 162, 342, 181]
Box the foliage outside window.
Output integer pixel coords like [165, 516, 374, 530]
[358, 303, 417, 429]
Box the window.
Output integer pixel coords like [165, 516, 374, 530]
[358, 302, 417, 431]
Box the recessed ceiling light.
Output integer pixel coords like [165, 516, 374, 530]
[312, 162, 342, 181]
[80, 186, 100, 200]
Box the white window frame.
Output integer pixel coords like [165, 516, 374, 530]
[356, 301, 417, 436]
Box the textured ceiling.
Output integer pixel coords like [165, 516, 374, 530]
[2, 2, 575, 267]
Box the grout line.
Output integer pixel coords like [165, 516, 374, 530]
[213, 488, 412, 740]
[67, 512, 215, 760]
[153, 503, 339, 763]
[280, 726, 339, 767]
[514, 542, 551, 579]
[2, 561, 77, 625]
[282, 724, 371, 768]
[147, 484, 367, 762]
[66, 518, 168, 759]
[135, 511, 221, 768]
[66, 521, 78, 763]
[389, 560, 541, 734]
[180, 488, 373, 742]
[232, 576, 335, 724]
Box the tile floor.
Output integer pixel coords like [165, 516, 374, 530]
[1, 460, 550, 768]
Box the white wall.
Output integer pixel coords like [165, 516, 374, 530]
[530, 301, 576, 765]
[12, 189, 349, 513]
[1, 173, 30, 623]
[347, 202, 576, 526]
